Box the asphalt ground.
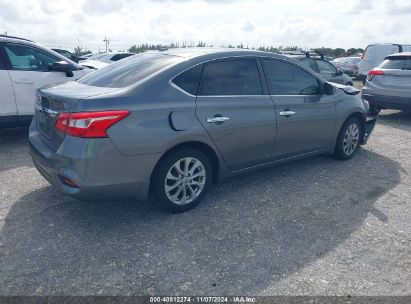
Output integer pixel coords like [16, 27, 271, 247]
[0, 89, 410, 295]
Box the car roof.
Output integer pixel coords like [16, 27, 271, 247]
[144, 47, 282, 59]
[92, 51, 134, 56]
[386, 52, 411, 57]
[284, 54, 322, 60]
[366, 43, 411, 46]
[0, 35, 33, 43]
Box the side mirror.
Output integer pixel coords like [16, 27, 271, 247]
[336, 69, 344, 76]
[49, 61, 73, 77]
[323, 82, 334, 95]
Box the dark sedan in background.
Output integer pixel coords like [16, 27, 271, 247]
[51, 49, 80, 63]
[332, 57, 360, 78]
[284, 52, 354, 86]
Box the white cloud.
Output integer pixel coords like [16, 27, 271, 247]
[0, 0, 410, 52]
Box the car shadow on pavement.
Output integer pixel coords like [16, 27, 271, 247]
[0, 148, 402, 295]
[378, 110, 411, 131]
[0, 127, 31, 173]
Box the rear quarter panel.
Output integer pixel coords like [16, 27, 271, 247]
[77, 66, 226, 174]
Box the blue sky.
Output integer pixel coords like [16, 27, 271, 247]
[0, 0, 410, 52]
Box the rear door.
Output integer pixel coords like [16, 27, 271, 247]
[0, 44, 18, 126]
[3, 43, 84, 118]
[262, 58, 336, 159]
[195, 58, 276, 171]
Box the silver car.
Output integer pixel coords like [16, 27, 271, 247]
[332, 57, 360, 78]
[29, 49, 377, 212]
[362, 52, 411, 112]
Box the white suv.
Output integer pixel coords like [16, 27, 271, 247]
[0, 36, 90, 128]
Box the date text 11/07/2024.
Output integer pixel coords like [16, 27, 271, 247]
[149, 296, 257, 303]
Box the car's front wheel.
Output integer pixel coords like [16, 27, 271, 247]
[334, 117, 362, 160]
[152, 149, 212, 212]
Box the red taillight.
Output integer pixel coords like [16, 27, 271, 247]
[367, 69, 384, 81]
[55, 110, 130, 138]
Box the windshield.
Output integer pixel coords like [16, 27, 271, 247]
[380, 56, 411, 70]
[77, 53, 183, 88]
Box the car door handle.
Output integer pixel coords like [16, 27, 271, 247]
[279, 111, 296, 117]
[14, 79, 34, 84]
[207, 116, 230, 123]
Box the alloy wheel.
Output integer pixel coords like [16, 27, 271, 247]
[343, 123, 360, 156]
[164, 157, 206, 205]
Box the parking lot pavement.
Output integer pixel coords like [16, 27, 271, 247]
[0, 110, 410, 296]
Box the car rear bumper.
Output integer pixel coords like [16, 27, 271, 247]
[29, 121, 161, 202]
[362, 93, 411, 110]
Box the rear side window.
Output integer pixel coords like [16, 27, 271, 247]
[380, 57, 411, 70]
[199, 59, 263, 96]
[78, 53, 183, 88]
[172, 64, 203, 95]
[263, 59, 320, 95]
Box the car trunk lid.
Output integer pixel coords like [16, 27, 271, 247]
[380, 69, 411, 89]
[35, 81, 120, 151]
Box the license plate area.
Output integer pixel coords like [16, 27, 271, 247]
[36, 106, 58, 139]
[385, 76, 408, 86]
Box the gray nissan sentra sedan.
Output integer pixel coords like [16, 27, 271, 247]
[29, 48, 377, 212]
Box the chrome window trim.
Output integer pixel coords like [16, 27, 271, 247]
[169, 55, 264, 97]
[169, 54, 324, 98]
[169, 80, 196, 97]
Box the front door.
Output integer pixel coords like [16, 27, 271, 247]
[262, 58, 336, 159]
[195, 58, 276, 171]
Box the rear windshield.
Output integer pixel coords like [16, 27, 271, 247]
[78, 53, 183, 88]
[380, 57, 411, 70]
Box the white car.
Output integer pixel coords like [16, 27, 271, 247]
[0, 35, 90, 128]
[79, 52, 135, 70]
[358, 43, 411, 82]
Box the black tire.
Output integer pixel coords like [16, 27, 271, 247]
[333, 117, 362, 160]
[151, 148, 212, 213]
[347, 82, 353, 86]
[369, 105, 381, 115]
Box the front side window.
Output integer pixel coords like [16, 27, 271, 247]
[4, 43, 60, 71]
[199, 59, 263, 96]
[316, 59, 338, 74]
[78, 53, 183, 88]
[263, 59, 320, 95]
